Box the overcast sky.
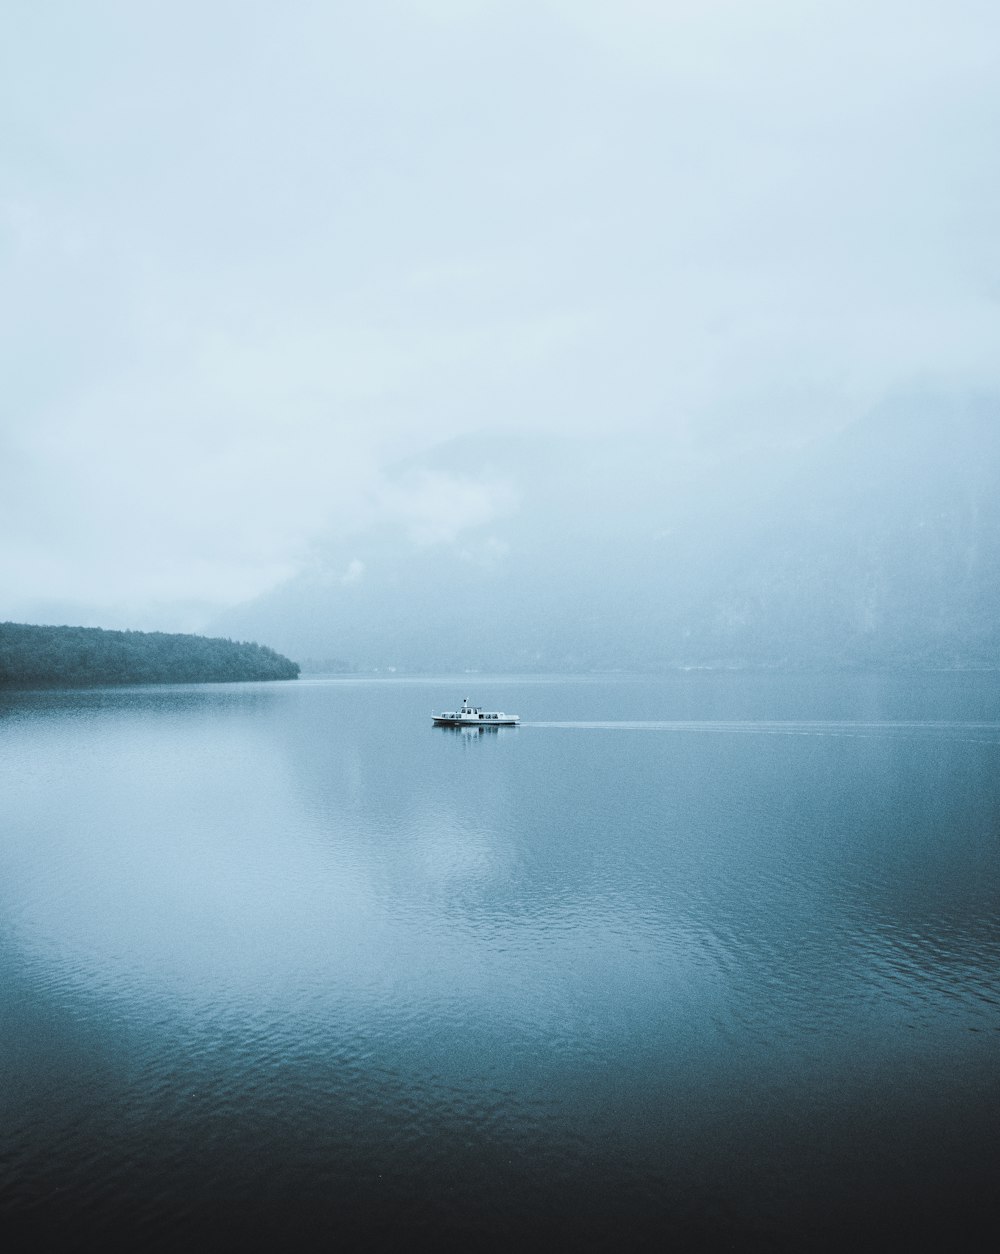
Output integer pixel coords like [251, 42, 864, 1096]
[3, 0, 999, 630]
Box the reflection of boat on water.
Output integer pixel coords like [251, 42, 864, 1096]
[432, 698, 520, 727]
[437, 723, 506, 736]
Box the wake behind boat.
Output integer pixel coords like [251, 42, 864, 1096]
[432, 698, 520, 727]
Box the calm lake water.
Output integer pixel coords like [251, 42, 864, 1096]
[2, 674, 999, 1251]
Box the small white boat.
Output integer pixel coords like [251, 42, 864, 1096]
[432, 698, 520, 727]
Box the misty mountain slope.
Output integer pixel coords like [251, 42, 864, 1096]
[214, 396, 1000, 671]
[211, 429, 797, 670]
[678, 396, 1000, 667]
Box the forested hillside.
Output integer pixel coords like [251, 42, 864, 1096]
[0, 623, 299, 688]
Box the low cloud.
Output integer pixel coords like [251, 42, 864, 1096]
[375, 471, 519, 548]
[3, 1, 999, 629]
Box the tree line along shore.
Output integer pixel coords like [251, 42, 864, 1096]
[0, 622, 299, 688]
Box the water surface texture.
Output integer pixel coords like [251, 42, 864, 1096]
[2, 674, 999, 1250]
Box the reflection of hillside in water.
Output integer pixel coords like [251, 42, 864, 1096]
[10, 676, 990, 1046]
[5, 674, 1000, 1178]
[266, 681, 524, 895]
[4, 677, 1000, 1251]
[262, 681, 1000, 1144]
[269, 678, 1000, 927]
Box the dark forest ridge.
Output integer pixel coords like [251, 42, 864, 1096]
[0, 622, 299, 689]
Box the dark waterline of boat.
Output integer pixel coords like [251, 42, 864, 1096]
[1, 673, 998, 1250]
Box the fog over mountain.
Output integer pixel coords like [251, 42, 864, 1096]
[213, 391, 1000, 671]
[4, 3, 1000, 666]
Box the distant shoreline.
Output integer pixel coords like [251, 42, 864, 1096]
[295, 664, 1000, 676]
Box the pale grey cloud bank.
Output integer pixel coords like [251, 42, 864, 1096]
[2, 1, 999, 632]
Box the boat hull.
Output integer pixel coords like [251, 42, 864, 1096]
[432, 716, 519, 726]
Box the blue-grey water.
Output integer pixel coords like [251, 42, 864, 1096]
[2, 674, 999, 1251]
